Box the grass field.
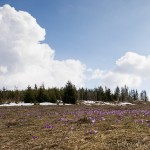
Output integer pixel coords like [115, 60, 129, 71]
[0, 103, 150, 150]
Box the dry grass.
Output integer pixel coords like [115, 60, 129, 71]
[0, 104, 150, 149]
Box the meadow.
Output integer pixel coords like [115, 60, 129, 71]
[0, 103, 150, 150]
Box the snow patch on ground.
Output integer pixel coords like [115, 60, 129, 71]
[117, 102, 135, 106]
[39, 102, 72, 106]
[0, 102, 72, 106]
[0, 102, 34, 107]
[39, 102, 57, 106]
[0, 101, 135, 107]
[82, 101, 135, 106]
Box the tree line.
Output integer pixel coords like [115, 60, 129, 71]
[0, 81, 148, 104]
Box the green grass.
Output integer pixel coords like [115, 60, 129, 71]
[0, 104, 150, 149]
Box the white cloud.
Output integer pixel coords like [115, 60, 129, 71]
[0, 4, 150, 92]
[115, 52, 150, 77]
[101, 71, 141, 88]
[91, 69, 105, 79]
[91, 52, 150, 89]
[0, 5, 86, 89]
[0, 65, 7, 74]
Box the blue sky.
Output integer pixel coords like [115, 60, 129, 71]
[1, 0, 150, 69]
[0, 0, 150, 92]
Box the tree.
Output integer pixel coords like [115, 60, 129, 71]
[95, 86, 104, 101]
[78, 88, 84, 100]
[135, 90, 139, 101]
[47, 88, 57, 103]
[84, 88, 88, 100]
[105, 87, 113, 101]
[37, 85, 49, 103]
[62, 81, 77, 104]
[34, 84, 38, 90]
[120, 85, 129, 102]
[114, 86, 120, 101]
[129, 89, 138, 101]
[140, 90, 148, 102]
[24, 86, 35, 103]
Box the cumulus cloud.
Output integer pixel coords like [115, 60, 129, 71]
[0, 65, 7, 74]
[115, 52, 150, 77]
[0, 4, 150, 91]
[0, 5, 86, 89]
[91, 52, 150, 89]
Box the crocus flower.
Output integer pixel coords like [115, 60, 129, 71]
[88, 129, 98, 134]
[32, 136, 38, 139]
[46, 123, 53, 129]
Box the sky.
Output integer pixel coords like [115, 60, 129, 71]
[0, 0, 150, 94]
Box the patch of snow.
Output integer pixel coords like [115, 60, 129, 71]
[103, 102, 115, 106]
[40, 102, 57, 106]
[82, 100, 135, 106]
[0, 102, 72, 107]
[40, 102, 72, 106]
[117, 102, 135, 106]
[0, 102, 34, 106]
[0, 101, 134, 107]
[83, 101, 95, 105]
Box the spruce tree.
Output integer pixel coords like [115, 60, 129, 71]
[37, 86, 49, 103]
[105, 87, 113, 101]
[62, 81, 77, 104]
[114, 86, 120, 101]
[24, 86, 35, 103]
[140, 90, 148, 102]
[96, 86, 104, 101]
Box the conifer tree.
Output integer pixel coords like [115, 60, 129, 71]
[105, 87, 113, 101]
[140, 90, 148, 102]
[114, 86, 120, 101]
[96, 86, 104, 101]
[24, 86, 35, 103]
[62, 81, 77, 104]
[37, 85, 49, 103]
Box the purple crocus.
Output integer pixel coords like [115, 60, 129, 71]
[46, 123, 53, 129]
[88, 129, 98, 134]
[32, 136, 38, 139]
